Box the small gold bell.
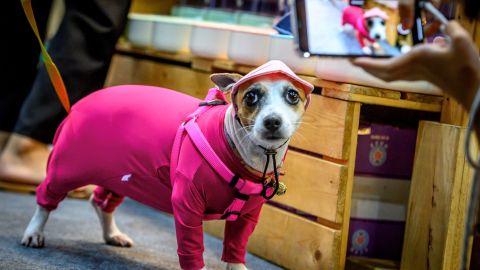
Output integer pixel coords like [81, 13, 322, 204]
[276, 181, 287, 196]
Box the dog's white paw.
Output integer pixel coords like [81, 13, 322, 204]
[226, 263, 248, 270]
[21, 230, 45, 248]
[105, 233, 134, 247]
[362, 46, 373, 55]
[21, 206, 49, 248]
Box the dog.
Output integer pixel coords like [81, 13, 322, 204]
[341, 5, 389, 55]
[21, 60, 313, 270]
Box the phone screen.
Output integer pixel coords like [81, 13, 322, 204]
[295, 0, 424, 57]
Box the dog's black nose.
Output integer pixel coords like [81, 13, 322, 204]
[263, 116, 282, 132]
[375, 34, 381, 40]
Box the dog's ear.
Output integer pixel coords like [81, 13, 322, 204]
[210, 73, 243, 93]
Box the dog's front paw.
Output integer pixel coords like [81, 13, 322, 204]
[226, 263, 248, 270]
[362, 46, 373, 55]
[105, 233, 134, 247]
[21, 230, 45, 248]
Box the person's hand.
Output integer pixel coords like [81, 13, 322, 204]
[352, 21, 480, 110]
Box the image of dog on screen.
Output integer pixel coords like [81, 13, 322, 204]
[306, 0, 413, 56]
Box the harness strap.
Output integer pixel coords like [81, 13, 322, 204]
[184, 120, 267, 196]
[170, 88, 226, 184]
[170, 88, 271, 221]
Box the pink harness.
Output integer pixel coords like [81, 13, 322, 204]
[171, 88, 275, 221]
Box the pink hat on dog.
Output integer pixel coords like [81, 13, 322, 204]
[231, 60, 314, 109]
[364, 7, 389, 20]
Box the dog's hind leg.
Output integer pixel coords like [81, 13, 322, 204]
[21, 172, 84, 248]
[90, 186, 133, 247]
[21, 205, 49, 248]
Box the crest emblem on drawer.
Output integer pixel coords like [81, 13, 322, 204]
[369, 141, 388, 167]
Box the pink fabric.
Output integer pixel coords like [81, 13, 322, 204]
[92, 186, 124, 213]
[364, 7, 389, 20]
[342, 5, 374, 43]
[181, 118, 267, 221]
[35, 85, 267, 270]
[231, 60, 314, 109]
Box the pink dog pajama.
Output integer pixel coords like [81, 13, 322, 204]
[35, 85, 266, 270]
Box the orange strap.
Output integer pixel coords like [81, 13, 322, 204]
[21, 0, 70, 113]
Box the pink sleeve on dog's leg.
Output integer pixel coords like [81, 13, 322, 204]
[171, 172, 206, 270]
[221, 204, 263, 264]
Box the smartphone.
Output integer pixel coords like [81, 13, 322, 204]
[292, 0, 425, 57]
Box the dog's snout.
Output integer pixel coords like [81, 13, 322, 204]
[263, 115, 282, 132]
[374, 34, 381, 40]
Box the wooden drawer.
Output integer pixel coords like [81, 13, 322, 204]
[274, 150, 347, 224]
[105, 54, 214, 99]
[204, 204, 342, 270]
[290, 94, 356, 160]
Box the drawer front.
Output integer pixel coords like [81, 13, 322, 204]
[274, 150, 347, 224]
[290, 94, 355, 160]
[204, 204, 341, 270]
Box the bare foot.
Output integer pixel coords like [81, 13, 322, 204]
[0, 133, 50, 184]
[89, 195, 133, 247]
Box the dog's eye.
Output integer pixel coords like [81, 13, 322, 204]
[244, 91, 259, 106]
[285, 89, 299, 105]
[381, 20, 385, 26]
[367, 19, 373, 27]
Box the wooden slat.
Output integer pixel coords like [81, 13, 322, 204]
[191, 57, 215, 73]
[0, 181, 36, 194]
[402, 92, 444, 104]
[339, 102, 361, 270]
[204, 204, 342, 270]
[322, 88, 442, 112]
[400, 121, 476, 270]
[105, 54, 214, 99]
[290, 94, 355, 160]
[440, 95, 469, 126]
[317, 80, 402, 99]
[443, 136, 477, 270]
[212, 59, 256, 74]
[129, 0, 177, 14]
[116, 40, 192, 64]
[346, 256, 399, 270]
[273, 150, 347, 224]
[0, 181, 94, 199]
[352, 176, 410, 205]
